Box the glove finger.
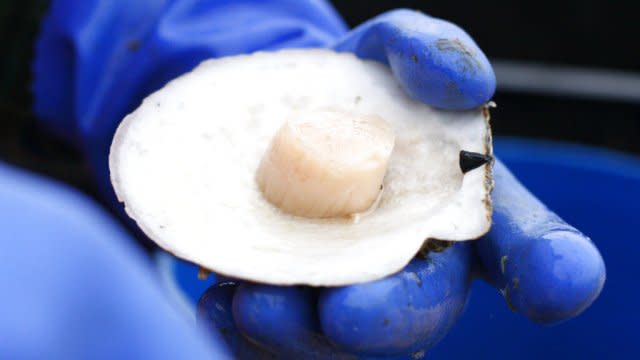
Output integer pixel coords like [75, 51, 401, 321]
[318, 242, 473, 358]
[333, 9, 495, 110]
[231, 284, 351, 359]
[197, 281, 276, 360]
[474, 160, 606, 324]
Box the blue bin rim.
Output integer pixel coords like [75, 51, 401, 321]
[495, 136, 640, 179]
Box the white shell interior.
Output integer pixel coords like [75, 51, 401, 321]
[110, 49, 492, 286]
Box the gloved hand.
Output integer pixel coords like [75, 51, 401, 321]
[31, 1, 606, 359]
[0, 162, 230, 359]
[194, 9, 605, 360]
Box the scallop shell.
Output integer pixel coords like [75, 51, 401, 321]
[109, 49, 493, 286]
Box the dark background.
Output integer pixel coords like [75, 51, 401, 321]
[1, 0, 639, 196]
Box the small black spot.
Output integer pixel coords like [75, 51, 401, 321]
[459, 150, 492, 174]
[417, 239, 453, 258]
[425, 239, 453, 253]
[354, 95, 362, 104]
[155, 102, 161, 108]
[383, 318, 390, 326]
[379, 184, 383, 190]
[159, 224, 166, 229]
[127, 40, 141, 51]
[411, 54, 418, 64]
[198, 267, 211, 280]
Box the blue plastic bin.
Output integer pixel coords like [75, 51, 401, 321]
[157, 137, 640, 359]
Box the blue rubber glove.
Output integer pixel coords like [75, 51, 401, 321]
[0, 162, 231, 359]
[31, 1, 605, 359]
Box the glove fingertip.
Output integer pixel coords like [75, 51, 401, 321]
[507, 230, 606, 324]
[334, 8, 496, 110]
[383, 18, 496, 110]
[477, 161, 606, 324]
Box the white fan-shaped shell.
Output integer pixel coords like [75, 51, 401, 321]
[110, 49, 493, 286]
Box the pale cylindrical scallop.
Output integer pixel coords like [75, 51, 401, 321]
[256, 109, 395, 218]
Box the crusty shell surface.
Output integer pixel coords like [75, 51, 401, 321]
[110, 49, 493, 286]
